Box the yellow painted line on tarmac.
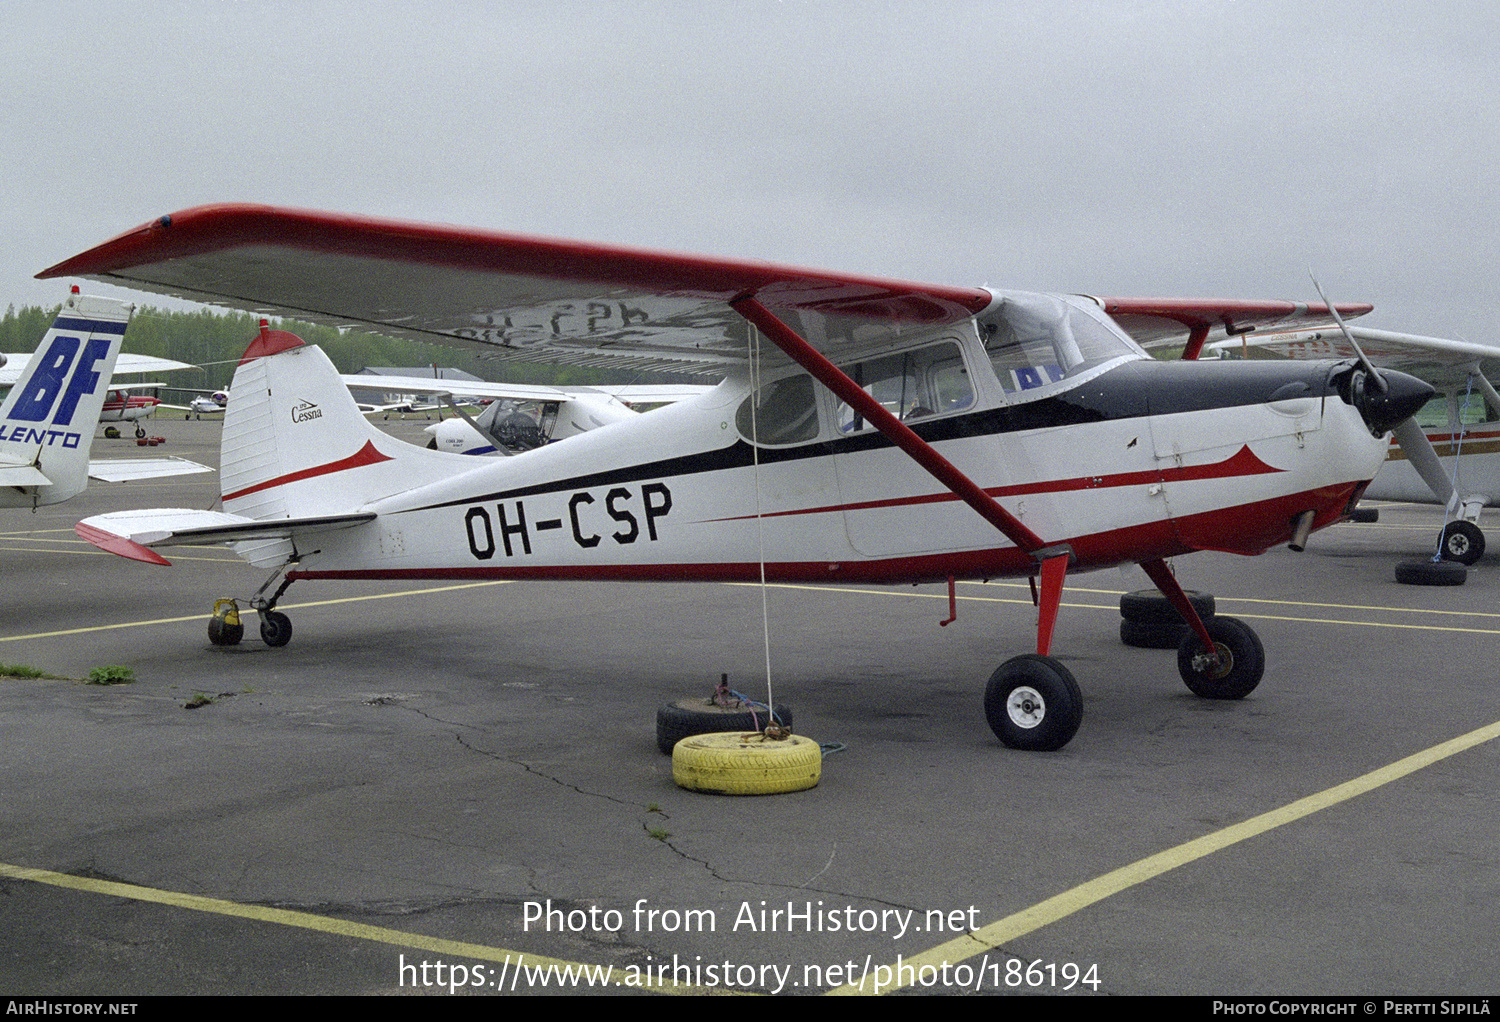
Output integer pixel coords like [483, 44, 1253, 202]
[830, 716, 1500, 995]
[747, 582, 1500, 633]
[0, 581, 515, 643]
[0, 861, 709, 995]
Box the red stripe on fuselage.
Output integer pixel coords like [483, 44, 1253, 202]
[702, 444, 1281, 523]
[221, 440, 393, 502]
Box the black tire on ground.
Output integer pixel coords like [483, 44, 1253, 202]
[983, 654, 1083, 752]
[655, 699, 793, 755]
[1176, 616, 1265, 700]
[1347, 507, 1380, 523]
[1120, 618, 1190, 649]
[208, 617, 243, 647]
[1439, 520, 1485, 565]
[1395, 559, 1468, 586]
[1119, 589, 1215, 624]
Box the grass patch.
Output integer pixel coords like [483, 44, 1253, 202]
[1, 663, 66, 680]
[85, 665, 136, 686]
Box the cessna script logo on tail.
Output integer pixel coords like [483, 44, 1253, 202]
[291, 400, 323, 423]
[0, 333, 111, 447]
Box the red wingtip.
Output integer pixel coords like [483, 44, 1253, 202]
[239, 320, 306, 365]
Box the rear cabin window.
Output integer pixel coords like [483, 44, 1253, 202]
[736, 373, 819, 445]
[834, 341, 974, 433]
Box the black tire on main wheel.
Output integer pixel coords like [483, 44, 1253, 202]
[1119, 589, 1215, 624]
[1120, 617, 1190, 649]
[655, 699, 793, 755]
[1395, 559, 1468, 586]
[983, 654, 1083, 752]
[259, 611, 293, 647]
[1176, 616, 1264, 700]
[1439, 520, 1485, 565]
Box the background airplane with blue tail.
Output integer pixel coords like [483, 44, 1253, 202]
[0, 288, 209, 509]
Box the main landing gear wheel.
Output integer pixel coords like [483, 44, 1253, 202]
[983, 654, 1082, 751]
[1176, 616, 1264, 700]
[259, 611, 293, 647]
[207, 599, 244, 647]
[1439, 520, 1485, 565]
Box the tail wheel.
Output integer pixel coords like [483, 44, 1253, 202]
[983, 654, 1082, 751]
[259, 611, 293, 648]
[1176, 616, 1264, 700]
[1439, 520, 1485, 565]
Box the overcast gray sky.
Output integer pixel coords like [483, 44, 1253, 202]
[4, 0, 1496, 343]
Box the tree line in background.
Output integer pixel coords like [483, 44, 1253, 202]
[1, 302, 701, 394]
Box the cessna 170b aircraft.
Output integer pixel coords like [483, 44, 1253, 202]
[46, 205, 1431, 751]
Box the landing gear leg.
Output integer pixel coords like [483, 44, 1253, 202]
[985, 547, 1083, 750]
[249, 565, 297, 648]
[1142, 558, 1265, 699]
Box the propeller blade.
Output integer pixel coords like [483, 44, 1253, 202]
[1310, 273, 1387, 393]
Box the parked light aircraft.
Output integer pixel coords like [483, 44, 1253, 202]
[47, 205, 1432, 750]
[1202, 325, 1500, 564]
[348, 376, 714, 455]
[1, 288, 209, 508]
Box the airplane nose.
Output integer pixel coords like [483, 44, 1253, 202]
[1353, 368, 1434, 436]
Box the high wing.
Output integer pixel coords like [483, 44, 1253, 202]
[340, 375, 577, 405]
[1098, 297, 1374, 358]
[1204, 325, 1500, 393]
[39, 204, 992, 374]
[0, 352, 194, 387]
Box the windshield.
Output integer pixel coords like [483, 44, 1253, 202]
[979, 292, 1142, 394]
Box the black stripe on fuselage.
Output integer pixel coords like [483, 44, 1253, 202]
[401, 357, 1348, 513]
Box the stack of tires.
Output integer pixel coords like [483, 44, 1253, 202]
[1118, 589, 1215, 649]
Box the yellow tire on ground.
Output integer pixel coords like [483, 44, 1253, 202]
[671, 732, 822, 795]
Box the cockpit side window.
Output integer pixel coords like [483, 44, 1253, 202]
[833, 341, 974, 433]
[735, 373, 820, 445]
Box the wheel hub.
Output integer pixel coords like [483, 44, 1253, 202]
[1006, 685, 1046, 729]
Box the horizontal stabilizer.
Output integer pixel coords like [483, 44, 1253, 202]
[87, 457, 213, 482]
[76, 508, 376, 565]
[0, 463, 53, 488]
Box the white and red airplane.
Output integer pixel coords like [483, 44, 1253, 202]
[47, 205, 1431, 751]
[1202, 325, 1500, 566]
[1, 288, 210, 509]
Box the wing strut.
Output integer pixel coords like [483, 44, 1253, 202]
[730, 294, 1050, 555]
[731, 295, 1074, 656]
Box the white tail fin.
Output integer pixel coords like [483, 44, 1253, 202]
[0, 290, 131, 507]
[221, 323, 473, 525]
